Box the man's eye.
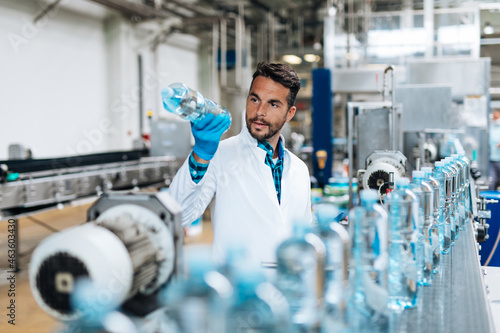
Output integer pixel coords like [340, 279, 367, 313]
[271, 103, 278, 108]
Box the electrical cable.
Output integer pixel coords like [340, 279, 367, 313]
[26, 215, 59, 233]
[484, 224, 500, 266]
[378, 183, 386, 205]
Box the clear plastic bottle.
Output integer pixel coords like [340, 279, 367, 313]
[457, 150, 471, 221]
[276, 220, 326, 332]
[226, 267, 290, 333]
[443, 157, 459, 242]
[437, 161, 453, 253]
[347, 189, 389, 332]
[421, 167, 441, 274]
[451, 154, 467, 230]
[313, 203, 350, 333]
[386, 178, 419, 310]
[410, 170, 433, 286]
[161, 82, 232, 124]
[159, 248, 232, 333]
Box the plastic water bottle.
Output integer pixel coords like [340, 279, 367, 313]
[226, 267, 290, 333]
[347, 190, 389, 332]
[313, 203, 350, 332]
[421, 167, 441, 273]
[443, 158, 459, 242]
[276, 220, 326, 332]
[432, 162, 449, 254]
[411, 171, 433, 286]
[451, 154, 467, 230]
[159, 248, 232, 333]
[438, 161, 453, 253]
[457, 150, 471, 221]
[386, 178, 419, 310]
[161, 82, 232, 124]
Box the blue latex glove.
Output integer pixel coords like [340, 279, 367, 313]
[192, 113, 231, 160]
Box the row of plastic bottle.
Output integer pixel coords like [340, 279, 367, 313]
[149, 152, 471, 333]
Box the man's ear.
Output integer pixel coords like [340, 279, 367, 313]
[286, 106, 297, 122]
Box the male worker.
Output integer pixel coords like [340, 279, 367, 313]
[167, 62, 312, 269]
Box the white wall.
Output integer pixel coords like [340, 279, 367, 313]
[155, 33, 200, 123]
[0, 1, 109, 159]
[0, 1, 201, 160]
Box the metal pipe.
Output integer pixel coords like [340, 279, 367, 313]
[348, 103, 354, 208]
[220, 19, 227, 88]
[258, 22, 266, 61]
[34, 0, 63, 24]
[298, 15, 304, 55]
[269, 12, 276, 61]
[212, 22, 219, 100]
[235, 4, 244, 88]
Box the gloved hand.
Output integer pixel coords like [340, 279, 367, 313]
[192, 113, 231, 161]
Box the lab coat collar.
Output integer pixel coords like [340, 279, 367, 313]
[240, 126, 287, 154]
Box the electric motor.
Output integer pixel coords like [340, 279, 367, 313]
[29, 192, 183, 321]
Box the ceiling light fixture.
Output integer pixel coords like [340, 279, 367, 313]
[304, 54, 321, 62]
[484, 22, 494, 35]
[282, 54, 302, 65]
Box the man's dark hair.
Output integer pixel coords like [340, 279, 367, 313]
[251, 62, 301, 109]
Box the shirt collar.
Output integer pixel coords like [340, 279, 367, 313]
[257, 137, 284, 159]
[241, 126, 286, 158]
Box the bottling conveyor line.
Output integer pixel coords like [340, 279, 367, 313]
[0, 151, 180, 216]
[392, 221, 495, 333]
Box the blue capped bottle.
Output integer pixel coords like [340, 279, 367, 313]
[276, 220, 326, 332]
[161, 82, 232, 124]
[410, 170, 433, 286]
[347, 189, 389, 332]
[421, 167, 441, 274]
[386, 178, 419, 310]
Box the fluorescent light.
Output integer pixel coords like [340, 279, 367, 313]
[304, 54, 321, 62]
[282, 55, 302, 65]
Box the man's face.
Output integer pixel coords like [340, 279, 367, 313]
[245, 76, 296, 144]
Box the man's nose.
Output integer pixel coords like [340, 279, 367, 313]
[256, 104, 266, 117]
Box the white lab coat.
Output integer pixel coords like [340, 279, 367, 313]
[168, 126, 312, 269]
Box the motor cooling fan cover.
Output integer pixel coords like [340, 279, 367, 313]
[362, 159, 403, 195]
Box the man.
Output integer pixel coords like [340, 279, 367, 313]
[489, 109, 500, 190]
[167, 62, 312, 269]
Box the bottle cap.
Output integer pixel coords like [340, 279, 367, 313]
[421, 167, 432, 175]
[435, 161, 444, 167]
[451, 154, 458, 159]
[396, 177, 410, 187]
[360, 189, 378, 202]
[412, 170, 424, 179]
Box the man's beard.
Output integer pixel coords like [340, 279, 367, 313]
[246, 115, 286, 142]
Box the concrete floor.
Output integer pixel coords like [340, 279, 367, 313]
[0, 197, 213, 333]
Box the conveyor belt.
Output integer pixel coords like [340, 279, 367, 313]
[390, 221, 494, 333]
